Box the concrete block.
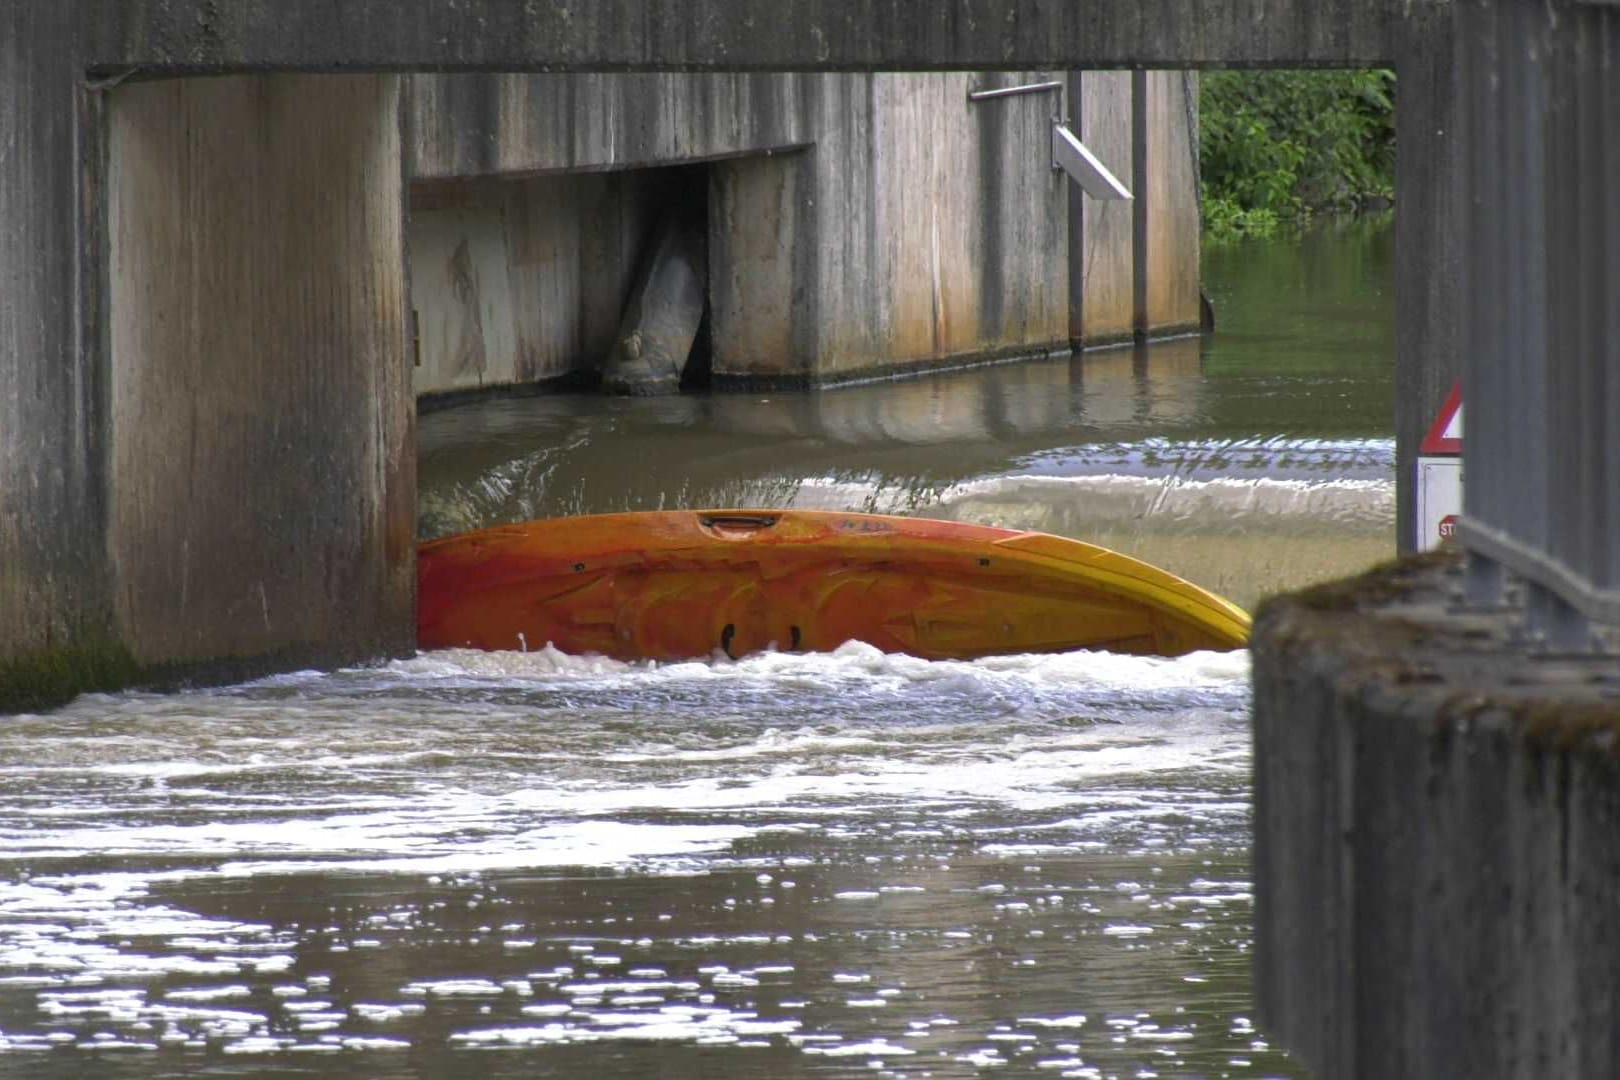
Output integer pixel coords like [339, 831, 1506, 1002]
[88, 1, 1406, 72]
[1253, 553, 1620, 1078]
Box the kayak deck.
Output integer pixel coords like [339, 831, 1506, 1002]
[417, 510, 1251, 661]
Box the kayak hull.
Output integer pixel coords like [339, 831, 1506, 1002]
[417, 510, 1250, 661]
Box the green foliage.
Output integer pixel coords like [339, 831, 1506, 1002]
[1200, 69, 1396, 242]
[1203, 197, 1281, 242]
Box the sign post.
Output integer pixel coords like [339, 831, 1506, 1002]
[1415, 382, 1462, 552]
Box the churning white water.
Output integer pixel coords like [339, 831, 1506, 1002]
[0, 645, 1274, 1076]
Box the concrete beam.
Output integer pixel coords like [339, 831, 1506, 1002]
[87, 1, 1409, 73]
[411, 73, 811, 181]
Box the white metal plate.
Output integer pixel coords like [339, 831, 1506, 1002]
[1416, 456, 1463, 552]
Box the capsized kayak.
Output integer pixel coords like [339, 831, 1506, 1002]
[417, 510, 1251, 661]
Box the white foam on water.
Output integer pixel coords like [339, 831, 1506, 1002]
[364, 638, 1248, 695]
[0, 631, 1255, 1067]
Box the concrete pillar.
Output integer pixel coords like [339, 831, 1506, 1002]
[1141, 71, 1203, 336]
[1392, 5, 1464, 554]
[1253, 555, 1620, 1079]
[1073, 72, 1136, 345]
[0, 2, 130, 709]
[601, 211, 707, 395]
[107, 75, 414, 671]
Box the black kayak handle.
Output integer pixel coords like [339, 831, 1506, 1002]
[699, 513, 780, 530]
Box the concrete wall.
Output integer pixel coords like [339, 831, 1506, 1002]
[409, 69, 1194, 393]
[107, 75, 414, 668]
[799, 71, 1070, 383]
[710, 149, 818, 382]
[1253, 554, 1620, 1079]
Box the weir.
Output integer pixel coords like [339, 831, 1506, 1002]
[2, 1, 1617, 1073]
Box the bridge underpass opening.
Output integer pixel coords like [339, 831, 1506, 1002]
[408, 161, 716, 405]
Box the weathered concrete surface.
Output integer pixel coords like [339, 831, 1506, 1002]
[0, 2, 125, 707]
[1253, 553, 1620, 1079]
[1453, 0, 1620, 621]
[408, 198, 514, 397]
[412, 71, 1110, 390]
[1075, 72, 1136, 345]
[1393, 2, 1463, 553]
[411, 73, 809, 181]
[716, 72, 1074, 385]
[88, 1, 1408, 71]
[107, 75, 414, 668]
[1141, 72, 1202, 335]
[709, 148, 818, 383]
[601, 213, 707, 395]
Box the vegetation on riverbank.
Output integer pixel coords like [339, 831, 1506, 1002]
[1200, 70, 1396, 242]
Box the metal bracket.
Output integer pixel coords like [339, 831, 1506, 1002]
[1051, 123, 1132, 200]
[968, 80, 1131, 201]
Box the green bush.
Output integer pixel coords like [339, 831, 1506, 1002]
[1200, 69, 1395, 241]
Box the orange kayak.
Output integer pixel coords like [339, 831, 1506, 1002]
[417, 510, 1250, 661]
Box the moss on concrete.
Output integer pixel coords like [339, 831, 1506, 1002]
[0, 633, 409, 717]
[1257, 549, 1620, 759]
[1267, 549, 1455, 616]
[0, 640, 144, 715]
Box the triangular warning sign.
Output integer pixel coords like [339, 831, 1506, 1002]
[1421, 381, 1462, 455]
